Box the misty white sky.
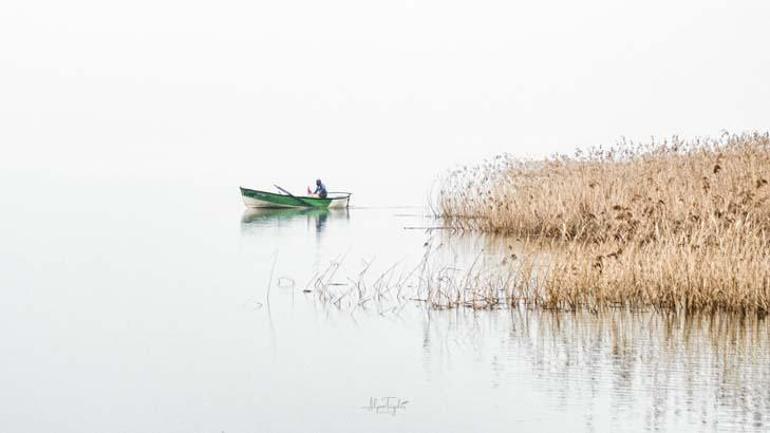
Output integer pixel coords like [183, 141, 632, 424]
[1, 0, 768, 204]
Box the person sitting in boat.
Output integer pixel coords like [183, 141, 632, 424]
[308, 179, 328, 199]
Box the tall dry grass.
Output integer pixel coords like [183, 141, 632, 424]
[438, 132, 770, 313]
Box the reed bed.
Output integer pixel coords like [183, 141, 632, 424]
[437, 132, 770, 314]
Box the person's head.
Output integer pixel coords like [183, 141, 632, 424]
[316, 179, 322, 186]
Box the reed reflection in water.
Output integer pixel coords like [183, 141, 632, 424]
[418, 308, 769, 432]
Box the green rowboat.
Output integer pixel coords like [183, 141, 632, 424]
[240, 187, 351, 209]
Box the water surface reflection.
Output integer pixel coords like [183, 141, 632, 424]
[240, 207, 350, 238]
[414, 308, 770, 432]
[4, 177, 767, 433]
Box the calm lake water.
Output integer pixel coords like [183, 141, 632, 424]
[1, 177, 768, 433]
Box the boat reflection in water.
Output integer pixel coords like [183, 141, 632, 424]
[240, 207, 350, 238]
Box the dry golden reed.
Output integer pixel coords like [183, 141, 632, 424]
[438, 132, 770, 313]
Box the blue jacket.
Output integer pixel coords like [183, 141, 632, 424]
[313, 182, 327, 198]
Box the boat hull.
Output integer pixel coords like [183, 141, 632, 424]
[240, 187, 350, 209]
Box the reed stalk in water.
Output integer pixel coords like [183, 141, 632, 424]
[438, 132, 770, 313]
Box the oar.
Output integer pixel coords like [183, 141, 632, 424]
[274, 184, 316, 207]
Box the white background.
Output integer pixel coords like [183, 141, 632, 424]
[2, 0, 769, 204]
